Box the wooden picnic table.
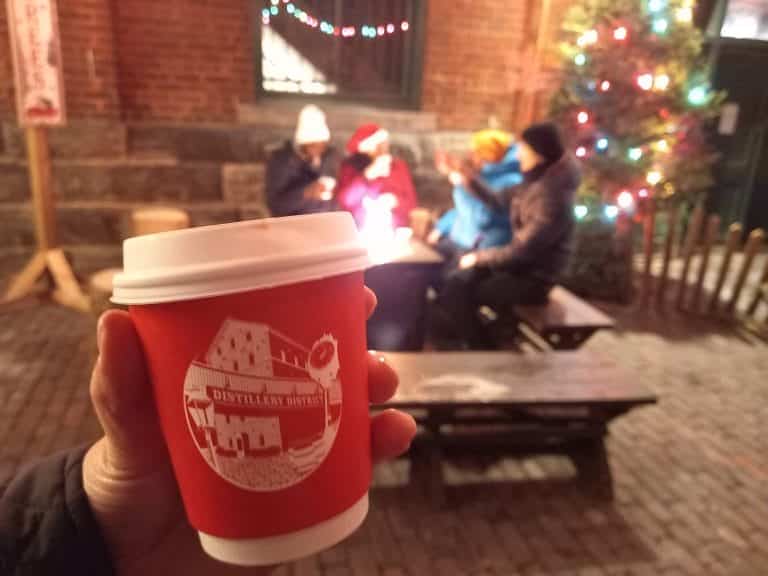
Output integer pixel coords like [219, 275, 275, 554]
[376, 351, 656, 506]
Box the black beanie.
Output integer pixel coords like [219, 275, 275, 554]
[521, 122, 565, 164]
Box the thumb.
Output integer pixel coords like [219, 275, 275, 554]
[90, 310, 168, 473]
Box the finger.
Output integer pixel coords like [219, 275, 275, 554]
[367, 352, 398, 404]
[371, 410, 417, 462]
[90, 310, 168, 472]
[365, 286, 377, 319]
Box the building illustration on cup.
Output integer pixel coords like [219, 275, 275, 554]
[184, 319, 342, 492]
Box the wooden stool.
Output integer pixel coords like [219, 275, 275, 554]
[131, 207, 191, 237]
[89, 268, 123, 318]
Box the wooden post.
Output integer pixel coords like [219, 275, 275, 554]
[641, 200, 656, 305]
[675, 203, 706, 310]
[2, 127, 90, 311]
[655, 203, 679, 310]
[708, 223, 742, 314]
[746, 247, 768, 317]
[27, 126, 58, 249]
[726, 229, 765, 315]
[690, 215, 720, 313]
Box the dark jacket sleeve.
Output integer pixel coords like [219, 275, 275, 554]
[0, 445, 113, 576]
[468, 175, 514, 212]
[266, 145, 335, 216]
[475, 179, 572, 271]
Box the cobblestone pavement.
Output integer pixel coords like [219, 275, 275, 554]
[1, 252, 767, 575]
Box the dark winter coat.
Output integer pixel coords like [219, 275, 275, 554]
[0, 446, 113, 575]
[266, 141, 340, 217]
[471, 154, 581, 285]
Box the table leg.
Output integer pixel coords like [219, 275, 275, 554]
[570, 436, 614, 500]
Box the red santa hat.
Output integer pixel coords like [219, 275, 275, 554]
[346, 124, 389, 155]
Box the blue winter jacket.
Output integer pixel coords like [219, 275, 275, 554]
[435, 145, 523, 250]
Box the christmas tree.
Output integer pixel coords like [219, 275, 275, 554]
[549, 0, 723, 219]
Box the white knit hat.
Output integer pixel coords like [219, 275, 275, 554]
[294, 105, 331, 145]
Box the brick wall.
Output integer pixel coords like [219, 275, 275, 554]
[422, 0, 533, 130]
[0, 0, 569, 127]
[113, 0, 255, 122]
[0, 0, 121, 122]
[0, 7, 15, 122]
[58, 0, 122, 119]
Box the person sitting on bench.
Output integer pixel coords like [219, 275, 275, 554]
[434, 122, 580, 349]
[428, 129, 523, 270]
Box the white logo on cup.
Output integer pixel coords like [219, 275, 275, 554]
[183, 319, 342, 492]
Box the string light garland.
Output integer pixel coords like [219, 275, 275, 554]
[613, 26, 628, 40]
[262, 1, 410, 38]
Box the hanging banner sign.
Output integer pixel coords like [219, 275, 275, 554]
[6, 0, 66, 125]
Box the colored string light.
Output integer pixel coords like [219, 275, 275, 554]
[600, 80, 611, 92]
[613, 26, 628, 40]
[577, 111, 590, 124]
[653, 17, 669, 34]
[637, 73, 654, 91]
[617, 190, 635, 210]
[262, 3, 411, 38]
[604, 205, 619, 219]
[654, 74, 671, 90]
[646, 170, 663, 185]
[596, 137, 609, 151]
[675, 7, 693, 23]
[574, 205, 589, 219]
[575, 53, 587, 66]
[628, 147, 643, 161]
[687, 85, 709, 106]
[576, 146, 588, 158]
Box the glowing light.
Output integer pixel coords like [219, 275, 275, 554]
[577, 110, 590, 124]
[401, 21, 409, 31]
[675, 7, 693, 23]
[628, 147, 643, 161]
[578, 29, 599, 46]
[653, 18, 669, 34]
[654, 139, 670, 153]
[687, 85, 709, 106]
[270, 0, 279, 5]
[604, 205, 619, 219]
[638, 188, 650, 198]
[654, 74, 671, 91]
[576, 146, 587, 158]
[360, 197, 412, 264]
[574, 205, 589, 219]
[648, 0, 665, 13]
[600, 80, 611, 92]
[377, 25, 385, 35]
[286, 3, 295, 13]
[386, 23, 395, 33]
[637, 73, 654, 91]
[617, 190, 635, 210]
[646, 170, 663, 185]
[270, 5, 279, 15]
[575, 53, 587, 66]
[613, 26, 628, 40]
[596, 138, 609, 151]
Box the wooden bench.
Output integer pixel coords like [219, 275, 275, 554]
[376, 351, 656, 507]
[513, 286, 616, 350]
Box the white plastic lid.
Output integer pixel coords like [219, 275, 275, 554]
[112, 212, 369, 305]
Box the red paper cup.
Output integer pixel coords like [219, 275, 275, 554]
[112, 213, 371, 566]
